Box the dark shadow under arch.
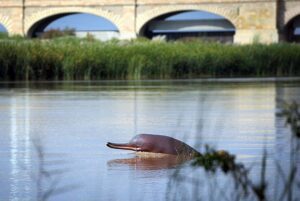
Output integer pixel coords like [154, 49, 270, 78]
[284, 15, 300, 43]
[139, 10, 236, 43]
[28, 13, 70, 37]
[27, 13, 120, 40]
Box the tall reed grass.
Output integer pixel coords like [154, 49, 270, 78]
[0, 37, 300, 81]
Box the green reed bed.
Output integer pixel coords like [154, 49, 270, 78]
[0, 37, 300, 81]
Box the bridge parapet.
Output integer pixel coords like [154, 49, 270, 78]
[137, 0, 277, 4]
[0, 1, 22, 7]
[25, 0, 135, 6]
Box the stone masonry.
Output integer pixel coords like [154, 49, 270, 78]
[0, 0, 300, 43]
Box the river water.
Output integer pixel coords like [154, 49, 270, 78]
[0, 78, 299, 201]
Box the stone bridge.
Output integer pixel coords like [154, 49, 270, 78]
[0, 0, 299, 43]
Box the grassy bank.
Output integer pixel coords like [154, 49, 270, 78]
[0, 37, 300, 81]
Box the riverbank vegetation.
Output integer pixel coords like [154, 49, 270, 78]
[0, 36, 300, 81]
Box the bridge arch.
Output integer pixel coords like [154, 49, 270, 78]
[284, 15, 300, 43]
[25, 7, 123, 38]
[283, 6, 300, 42]
[0, 14, 13, 34]
[284, 6, 300, 26]
[137, 5, 238, 35]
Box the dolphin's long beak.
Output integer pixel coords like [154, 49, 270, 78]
[107, 142, 139, 151]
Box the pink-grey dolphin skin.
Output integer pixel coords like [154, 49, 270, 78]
[107, 134, 201, 157]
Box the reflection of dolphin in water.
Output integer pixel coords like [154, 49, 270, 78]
[107, 155, 186, 170]
[107, 134, 201, 158]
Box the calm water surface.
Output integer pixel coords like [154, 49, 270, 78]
[0, 79, 299, 201]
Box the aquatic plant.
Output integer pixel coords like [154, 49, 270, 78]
[32, 137, 80, 201]
[0, 32, 8, 39]
[0, 37, 300, 81]
[167, 101, 300, 201]
[41, 28, 76, 39]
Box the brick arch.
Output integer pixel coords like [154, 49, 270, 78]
[25, 7, 123, 36]
[0, 14, 13, 34]
[137, 5, 238, 34]
[284, 6, 300, 25]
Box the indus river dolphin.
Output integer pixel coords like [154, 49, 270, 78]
[107, 134, 201, 158]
